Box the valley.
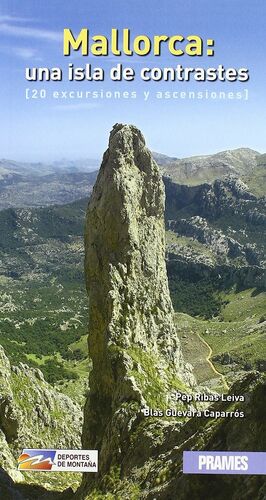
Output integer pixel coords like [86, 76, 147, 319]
[0, 134, 265, 499]
[0, 143, 265, 395]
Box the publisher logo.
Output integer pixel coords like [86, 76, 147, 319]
[183, 451, 266, 475]
[18, 449, 98, 472]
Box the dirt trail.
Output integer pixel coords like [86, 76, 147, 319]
[196, 332, 229, 391]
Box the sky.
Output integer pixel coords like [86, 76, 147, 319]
[1, 0, 265, 162]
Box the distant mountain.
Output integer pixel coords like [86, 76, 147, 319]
[51, 158, 99, 172]
[0, 197, 87, 254]
[0, 168, 97, 210]
[0, 149, 265, 306]
[0, 158, 99, 209]
[152, 151, 179, 165]
[0, 158, 99, 177]
[0, 159, 57, 178]
[0, 148, 264, 210]
[158, 148, 266, 197]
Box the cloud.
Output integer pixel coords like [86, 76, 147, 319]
[0, 15, 34, 23]
[12, 47, 38, 60]
[0, 21, 61, 42]
[53, 103, 99, 111]
[0, 44, 42, 60]
[13, 47, 35, 59]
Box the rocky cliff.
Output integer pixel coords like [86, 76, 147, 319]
[80, 124, 195, 495]
[0, 346, 82, 497]
[164, 170, 265, 316]
[97, 372, 265, 500]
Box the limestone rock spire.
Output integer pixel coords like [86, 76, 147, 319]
[82, 124, 194, 486]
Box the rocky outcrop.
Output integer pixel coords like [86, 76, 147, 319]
[164, 175, 258, 222]
[0, 346, 82, 494]
[163, 169, 265, 298]
[123, 372, 266, 500]
[246, 208, 266, 226]
[168, 216, 244, 261]
[80, 124, 195, 494]
[137, 372, 266, 500]
[79, 369, 266, 499]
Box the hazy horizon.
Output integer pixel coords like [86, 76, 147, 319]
[1, 143, 264, 165]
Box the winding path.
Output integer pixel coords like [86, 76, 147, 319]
[196, 331, 229, 391]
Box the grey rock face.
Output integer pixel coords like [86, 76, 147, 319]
[168, 216, 244, 260]
[82, 124, 194, 490]
[0, 346, 82, 485]
[164, 169, 265, 292]
[85, 123, 183, 361]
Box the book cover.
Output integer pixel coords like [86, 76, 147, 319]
[0, 1, 265, 499]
